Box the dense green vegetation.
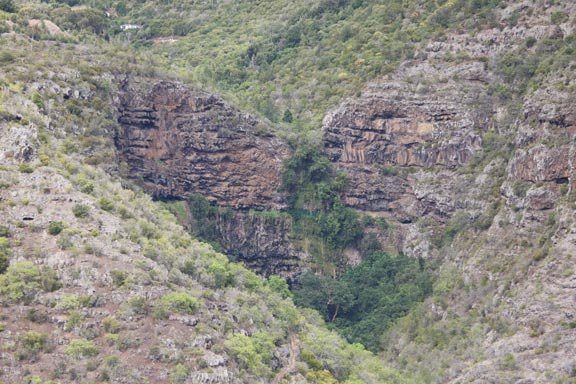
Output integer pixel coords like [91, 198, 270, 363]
[0, 236, 10, 273]
[183, 143, 433, 352]
[282, 145, 362, 271]
[0, 261, 60, 303]
[17, 0, 507, 132]
[295, 251, 432, 352]
[138, 0, 506, 130]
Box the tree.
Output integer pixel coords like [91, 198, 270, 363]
[116, 2, 128, 16]
[0, 0, 16, 13]
[294, 252, 433, 352]
[282, 109, 293, 123]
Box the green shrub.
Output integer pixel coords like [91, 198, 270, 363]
[18, 331, 51, 361]
[158, 292, 199, 315]
[25, 308, 48, 323]
[0, 225, 9, 237]
[208, 260, 234, 288]
[170, 364, 190, 384]
[79, 181, 95, 194]
[225, 332, 275, 374]
[500, 353, 516, 370]
[525, 36, 537, 48]
[282, 109, 293, 123]
[532, 247, 549, 261]
[512, 182, 530, 198]
[550, 11, 568, 25]
[110, 270, 127, 287]
[65, 339, 99, 358]
[21, 331, 48, 352]
[0, 50, 15, 63]
[99, 197, 114, 212]
[72, 204, 90, 218]
[0, 261, 60, 303]
[18, 163, 34, 173]
[267, 275, 292, 299]
[56, 294, 82, 311]
[48, 221, 64, 235]
[0, 0, 17, 13]
[65, 311, 83, 331]
[31, 92, 44, 110]
[0, 236, 10, 274]
[102, 317, 122, 333]
[121, 295, 148, 316]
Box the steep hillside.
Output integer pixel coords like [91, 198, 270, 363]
[0, 15, 405, 384]
[2, 0, 576, 383]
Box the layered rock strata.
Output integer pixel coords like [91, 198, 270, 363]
[323, 62, 492, 222]
[115, 78, 290, 210]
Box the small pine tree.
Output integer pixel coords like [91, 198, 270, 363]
[282, 109, 293, 123]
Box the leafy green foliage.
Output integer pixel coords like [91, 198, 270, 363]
[0, 0, 16, 13]
[494, 31, 576, 95]
[98, 0, 504, 129]
[267, 275, 293, 299]
[0, 236, 10, 274]
[18, 331, 51, 361]
[110, 270, 127, 287]
[47, 221, 64, 235]
[158, 292, 199, 315]
[121, 295, 148, 316]
[294, 251, 432, 352]
[18, 163, 34, 173]
[550, 11, 569, 25]
[225, 332, 275, 375]
[21, 331, 48, 352]
[99, 197, 115, 212]
[56, 294, 82, 311]
[281, 145, 361, 270]
[72, 204, 90, 218]
[282, 145, 347, 211]
[65, 339, 99, 358]
[187, 193, 219, 242]
[0, 261, 60, 303]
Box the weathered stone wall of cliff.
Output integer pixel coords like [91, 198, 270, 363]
[323, 61, 491, 226]
[208, 211, 305, 279]
[115, 78, 309, 277]
[115, 77, 290, 210]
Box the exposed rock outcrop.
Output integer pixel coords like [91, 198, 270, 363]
[208, 211, 305, 279]
[115, 78, 291, 210]
[115, 78, 307, 277]
[323, 62, 492, 221]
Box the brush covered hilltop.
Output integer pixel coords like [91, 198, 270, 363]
[1, 0, 576, 383]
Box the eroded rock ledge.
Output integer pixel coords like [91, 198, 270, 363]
[115, 77, 291, 210]
[322, 62, 492, 220]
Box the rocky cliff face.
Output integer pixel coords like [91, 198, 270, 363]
[208, 211, 305, 279]
[115, 78, 290, 210]
[115, 78, 309, 278]
[323, 61, 491, 225]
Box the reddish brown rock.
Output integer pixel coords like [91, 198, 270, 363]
[509, 145, 575, 185]
[322, 62, 491, 218]
[115, 78, 291, 210]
